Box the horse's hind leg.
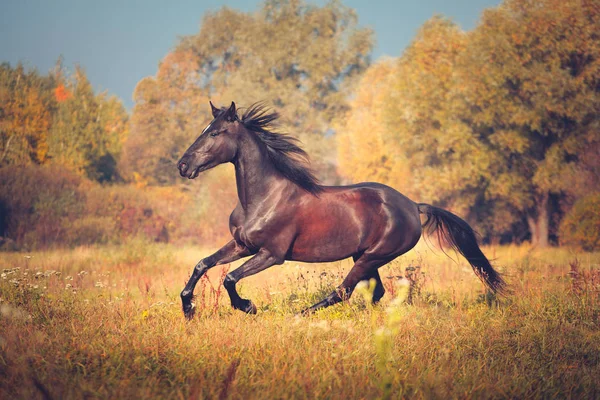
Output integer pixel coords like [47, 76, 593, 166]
[301, 255, 390, 315]
[354, 253, 385, 304]
[364, 269, 385, 304]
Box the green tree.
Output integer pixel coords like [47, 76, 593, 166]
[560, 193, 600, 251]
[451, 0, 600, 246]
[374, 1, 599, 246]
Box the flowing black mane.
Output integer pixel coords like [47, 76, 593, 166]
[239, 103, 323, 194]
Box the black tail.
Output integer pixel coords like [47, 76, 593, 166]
[418, 203, 507, 294]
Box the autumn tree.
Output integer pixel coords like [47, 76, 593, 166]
[338, 18, 478, 223]
[343, 0, 598, 246]
[123, 51, 206, 185]
[125, 0, 373, 185]
[48, 65, 128, 182]
[0, 62, 128, 182]
[336, 59, 413, 193]
[381, 17, 472, 210]
[0, 63, 52, 166]
[377, 17, 516, 240]
[451, 0, 600, 246]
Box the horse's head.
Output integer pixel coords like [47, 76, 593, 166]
[178, 101, 242, 179]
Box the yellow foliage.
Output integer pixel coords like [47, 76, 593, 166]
[0, 65, 51, 165]
[133, 171, 148, 189]
[336, 59, 413, 195]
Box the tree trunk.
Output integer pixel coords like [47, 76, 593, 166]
[0, 134, 14, 163]
[527, 192, 549, 247]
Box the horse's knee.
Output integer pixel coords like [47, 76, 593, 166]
[194, 260, 208, 274]
[180, 289, 192, 300]
[223, 273, 237, 290]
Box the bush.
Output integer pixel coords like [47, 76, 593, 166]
[560, 193, 600, 251]
[66, 216, 117, 246]
[0, 164, 235, 249]
[0, 164, 85, 249]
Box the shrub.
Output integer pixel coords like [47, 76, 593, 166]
[66, 216, 117, 246]
[560, 193, 600, 251]
[0, 164, 85, 249]
[0, 164, 235, 249]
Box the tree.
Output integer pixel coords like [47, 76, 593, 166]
[451, 0, 600, 246]
[125, 0, 373, 185]
[560, 193, 600, 251]
[381, 16, 522, 240]
[0, 63, 52, 166]
[379, 18, 480, 215]
[373, 1, 599, 246]
[48, 65, 128, 182]
[123, 52, 205, 184]
[336, 59, 413, 193]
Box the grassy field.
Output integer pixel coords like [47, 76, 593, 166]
[1, 240, 599, 399]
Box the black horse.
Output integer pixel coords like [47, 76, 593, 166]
[178, 102, 505, 318]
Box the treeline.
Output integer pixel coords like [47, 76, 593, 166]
[1, 0, 599, 250]
[0, 60, 233, 249]
[338, 0, 599, 247]
[0, 61, 128, 181]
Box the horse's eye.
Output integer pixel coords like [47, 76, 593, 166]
[210, 131, 220, 137]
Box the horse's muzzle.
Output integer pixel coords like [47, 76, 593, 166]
[177, 159, 189, 177]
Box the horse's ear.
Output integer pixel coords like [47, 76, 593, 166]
[209, 101, 220, 118]
[225, 101, 237, 122]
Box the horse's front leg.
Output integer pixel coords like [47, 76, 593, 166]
[181, 240, 251, 319]
[223, 248, 283, 314]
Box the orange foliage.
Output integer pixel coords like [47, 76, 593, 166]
[54, 84, 72, 102]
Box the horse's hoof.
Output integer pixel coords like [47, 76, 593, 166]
[239, 299, 257, 314]
[183, 302, 196, 320]
[298, 308, 313, 317]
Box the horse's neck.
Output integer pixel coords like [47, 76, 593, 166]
[233, 134, 281, 210]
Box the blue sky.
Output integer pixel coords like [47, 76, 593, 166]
[1, 0, 501, 108]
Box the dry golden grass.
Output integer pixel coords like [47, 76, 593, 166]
[1, 240, 599, 399]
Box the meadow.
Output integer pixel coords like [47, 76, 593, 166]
[1, 241, 599, 399]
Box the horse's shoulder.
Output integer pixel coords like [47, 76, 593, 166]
[229, 204, 245, 230]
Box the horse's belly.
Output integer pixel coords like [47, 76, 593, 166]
[287, 223, 363, 263]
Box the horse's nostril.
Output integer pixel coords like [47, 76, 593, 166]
[179, 162, 188, 171]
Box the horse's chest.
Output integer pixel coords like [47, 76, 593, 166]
[232, 219, 267, 250]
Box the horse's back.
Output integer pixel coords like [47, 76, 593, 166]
[328, 182, 421, 252]
[324, 182, 419, 222]
[288, 182, 421, 262]
[325, 182, 414, 204]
